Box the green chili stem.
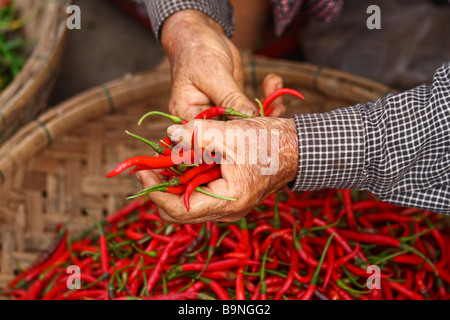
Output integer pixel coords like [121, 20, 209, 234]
[256, 98, 264, 117]
[160, 139, 174, 150]
[178, 163, 199, 171]
[386, 278, 407, 283]
[132, 244, 158, 257]
[260, 245, 271, 294]
[138, 111, 184, 125]
[401, 244, 438, 276]
[336, 279, 371, 295]
[272, 191, 281, 229]
[84, 272, 111, 290]
[311, 233, 335, 285]
[195, 229, 231, 280]
[125, 130, 165, 154]
[310, 219, 341, 232]
[139, 258, 151, 297]
[399, 227, 434, 242]
[195, 187, 237, 201]
[341, 265, 367, 289]
[177, 279, 196, 293]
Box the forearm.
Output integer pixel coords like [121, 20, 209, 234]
[290, 62, 450, 214]
[143, 0, 234, 43]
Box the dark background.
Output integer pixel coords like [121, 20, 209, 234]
[48, 0, 450, 106]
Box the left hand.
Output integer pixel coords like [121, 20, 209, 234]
[135, 117, 298, 224]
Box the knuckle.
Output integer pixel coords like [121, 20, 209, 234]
[219, 91, 244, 109]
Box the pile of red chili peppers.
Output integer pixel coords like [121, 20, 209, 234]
[2, 89, 449, 300]
[2, 189, 449, 300]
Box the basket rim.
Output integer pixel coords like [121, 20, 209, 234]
[0, 0, 72, 139]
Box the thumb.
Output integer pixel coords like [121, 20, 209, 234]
[262, 73, 286, 117]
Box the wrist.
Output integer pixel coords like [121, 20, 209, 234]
[161, 10, 225, 57]
[280, 118, 299, 184]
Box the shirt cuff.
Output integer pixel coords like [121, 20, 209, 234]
[144, 0, 235, 44]
[288, 105, 366, 191]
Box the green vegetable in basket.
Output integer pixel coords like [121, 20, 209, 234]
[0, 1, 31, 92]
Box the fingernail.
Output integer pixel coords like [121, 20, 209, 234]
[276, 82, 283, 90]
[167, 124, 181, 138]
[243, 107, 256, 117]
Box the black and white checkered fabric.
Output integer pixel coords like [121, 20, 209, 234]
[289, 62, 450, 214]
[144, 0, 234, 42]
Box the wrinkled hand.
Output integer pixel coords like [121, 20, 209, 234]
[160, 10, 286, 120]
[136, 117, 298, 224]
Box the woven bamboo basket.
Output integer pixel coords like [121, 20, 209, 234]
[0, 56, 393, 293]
[0, 0, 71, 143]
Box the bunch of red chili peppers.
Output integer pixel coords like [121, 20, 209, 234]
[105, 88, 305, 211]
[2, 88, 449, 300]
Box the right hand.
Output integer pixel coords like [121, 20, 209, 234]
[160, 10, 285, 120]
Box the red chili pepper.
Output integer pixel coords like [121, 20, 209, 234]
[273, 242, 296, 300]
[431, 228, 448, 268]
[250, 283, 261, 300]
[334, 243, 360, 268]
[393, 254, 424, 265]
[340, 189, 358, 230]
[389, 280, 425, 300]
[262, 88, 305, 116]
[344, 262, 393, 279]
[194, 106, 251, 120]
[252, 222, 274, 238]
[171, 163, 217, 186]
[224, 219, 251, 260]
[340, 229, 401, 247]
[235, 266, 246, 300]
[322, 242, 335, 289]
[324, 189, 337, 222]
[184, 166, 222, 211]
[106, 150, 195, 178]
[262, 198, 293, 212]
[370, 287, 382, 300]
[125, 228, 145, 241]
[198, 277, 231, 300]
[330, 282, 354, 300]
[146, 233, 185, 294]
[260, 228, 292, 254]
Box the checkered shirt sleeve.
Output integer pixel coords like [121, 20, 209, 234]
[143, 0, 234, 42]
[289, 62, 450, 214]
